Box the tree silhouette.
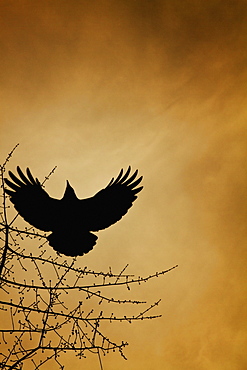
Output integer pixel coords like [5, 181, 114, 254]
[0, 145, 177, 370]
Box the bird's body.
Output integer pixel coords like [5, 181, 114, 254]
[4, 166, 143, 256]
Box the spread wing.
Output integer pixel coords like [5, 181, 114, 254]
[4, 167, 59, 231]
[84, 166, 143, 231]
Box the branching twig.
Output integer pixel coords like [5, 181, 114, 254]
[0, 145, 177, 369]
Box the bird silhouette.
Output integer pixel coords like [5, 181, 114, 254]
[4, 166, 143, 256]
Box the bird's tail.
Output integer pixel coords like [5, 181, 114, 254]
[47, 231, 98, 257]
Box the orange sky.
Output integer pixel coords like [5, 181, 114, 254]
[1, 1, 247, 369]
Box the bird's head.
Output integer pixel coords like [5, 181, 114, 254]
[62, 180, 78, 201]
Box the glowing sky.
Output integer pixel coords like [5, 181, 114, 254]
[1, 1, 247, 369]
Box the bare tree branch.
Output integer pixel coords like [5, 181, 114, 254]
[0, 146, 177, 369]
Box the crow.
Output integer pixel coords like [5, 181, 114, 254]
[4, 166, 143, 256]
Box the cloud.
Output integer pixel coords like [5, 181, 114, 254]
[1, 1, 246, 368]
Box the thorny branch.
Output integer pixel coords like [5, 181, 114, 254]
[0, 146, 178, 370]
